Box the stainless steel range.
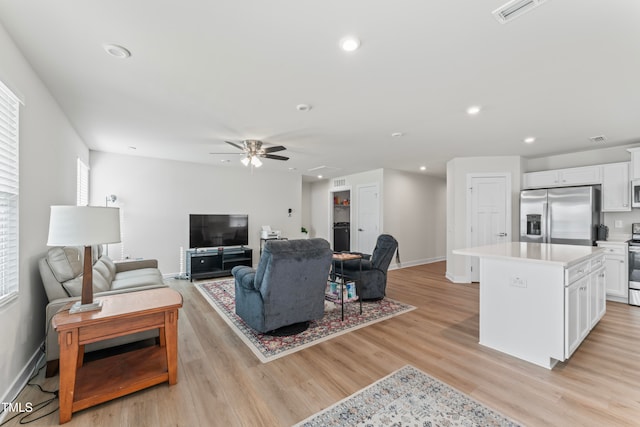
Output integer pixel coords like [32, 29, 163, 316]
[628, 223, 640, 306]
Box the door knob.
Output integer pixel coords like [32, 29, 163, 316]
[358, 228, 364, 232]
[497, 232, 508, 237]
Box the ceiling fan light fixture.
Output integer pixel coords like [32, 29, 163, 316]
[251, 156, 262, 168]
[241, 156, 250, 166]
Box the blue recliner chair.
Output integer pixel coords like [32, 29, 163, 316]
[336, 234, 399, 300]
[232, 238, 333, 335]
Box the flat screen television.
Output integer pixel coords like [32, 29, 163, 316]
[189, 214, 249, 248]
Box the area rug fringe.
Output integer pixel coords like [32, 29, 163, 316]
[195, 279, 415, 363]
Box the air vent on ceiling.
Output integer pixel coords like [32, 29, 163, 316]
[589, 135, 607, 144]
[492, 0, 549, 24]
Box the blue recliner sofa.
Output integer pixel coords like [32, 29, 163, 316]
[232, 238, 333, 335]
[336, 234, 399, 300]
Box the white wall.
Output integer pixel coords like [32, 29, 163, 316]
[0, 23, 89, 406]
[305, 168, 446, 268]
[446, 156, 522, 283]
[383, 169, 446, 268]
[89, 152, 302, 275]
[336, 169, 384, 253]
[524, 144, 637, 172]
[308, 179, 330, 240]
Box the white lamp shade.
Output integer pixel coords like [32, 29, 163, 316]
[47, 206, 121, 246]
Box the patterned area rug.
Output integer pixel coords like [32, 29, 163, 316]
[294, 365, 521, 426]
[195, 278, 415, 363]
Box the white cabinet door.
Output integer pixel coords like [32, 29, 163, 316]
[598, 242, 628, 299]
[523, 170, 560, 189]
[602, 162, 631, 212]
[565, 275, 590, 358]
[589, 267, 606, 328]
[596, 268, 606, 321]
[524, 166, 601, 189]
[559, 166, 602, 186]
[628, 148, 640, 180]
[604, 255, 627, 298]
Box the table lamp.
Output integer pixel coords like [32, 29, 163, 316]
[47, 206, 121, 314]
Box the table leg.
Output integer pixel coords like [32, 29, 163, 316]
[340, 259, 345, 321]
[58, 329, 79, 424]
[76, 344, 85, 369]
[358, 258, 363, 314]
[164, 309, 179, 385]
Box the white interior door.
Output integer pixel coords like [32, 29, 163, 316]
[468, 175, 510, 282]
[356, 184, 379, 253]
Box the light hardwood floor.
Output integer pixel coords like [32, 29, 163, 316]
[5, 261, 640, 426]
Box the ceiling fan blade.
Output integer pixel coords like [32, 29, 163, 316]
[263, 145, 287, 153]
[262, 154, 289, 161]
[225, 140, 245, 150]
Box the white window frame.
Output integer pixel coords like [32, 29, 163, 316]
[0, 79, 20, 307]
[76, 158, 89, 206]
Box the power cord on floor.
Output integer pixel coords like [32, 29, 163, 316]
[0, 356, 59, 426]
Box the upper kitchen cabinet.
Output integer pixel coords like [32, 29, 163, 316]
[523, 165, 601, 189]
[601, 162, 631, 212]
[628, 147, 640, 180]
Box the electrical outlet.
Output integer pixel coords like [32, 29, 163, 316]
[510, 276, 527, 288]
[615, 220, 623, 229]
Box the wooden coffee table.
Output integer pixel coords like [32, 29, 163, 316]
[52, 287, 183, 424]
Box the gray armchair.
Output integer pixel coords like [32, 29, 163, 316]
[232, 238, 332, 335]
[336, 234, 399, 300]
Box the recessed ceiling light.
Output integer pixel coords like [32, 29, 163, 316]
[296, 104, 311, 112]
[524, 137, 536, 144]
[391, 132, 404, 137]
[467, 105, 481, 115]
[103, 43, 131, 59]
[317, 175, 323, 179]
[288, 167, 298, 171]
[339, 36, 361, 52]
[420, 166, 427, 171]
[220, 159, 230, 163]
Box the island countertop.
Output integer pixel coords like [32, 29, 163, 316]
[453, 242, 604, 267]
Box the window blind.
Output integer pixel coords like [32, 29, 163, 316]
[0, 80, 19, 305]
[76, 158, 89, 206]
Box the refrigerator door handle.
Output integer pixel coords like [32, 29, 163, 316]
[543, 201, 549, 243]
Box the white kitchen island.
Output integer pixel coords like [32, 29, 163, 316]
[453, 242, 606, 369]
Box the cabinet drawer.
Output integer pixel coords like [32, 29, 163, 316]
[567, 260, 591, 284]
[598, 244, 627, 256]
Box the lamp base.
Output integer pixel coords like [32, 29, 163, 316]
[69, 299, 103, 314]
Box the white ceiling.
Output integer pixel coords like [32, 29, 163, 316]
[1, 0, 639, 179]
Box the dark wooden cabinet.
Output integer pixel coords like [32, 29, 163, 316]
[186, 247, 252, 280]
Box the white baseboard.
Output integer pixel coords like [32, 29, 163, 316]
[388, 256, 445, 271]
[445, 272, 471, 284]
[0, 344, 45, 423]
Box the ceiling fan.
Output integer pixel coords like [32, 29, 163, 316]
[211, 140, 289, 168]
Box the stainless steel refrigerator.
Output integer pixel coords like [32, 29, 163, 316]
[520, 186, 601, 246]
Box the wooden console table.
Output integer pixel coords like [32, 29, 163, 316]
[52, 288, 183, 424]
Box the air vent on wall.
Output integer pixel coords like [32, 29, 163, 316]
[492, 0, 549, 24]
[333, 178, 347, 188]
[589, 135, 607, 144]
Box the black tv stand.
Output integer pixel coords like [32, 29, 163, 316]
[186, 247, 253, 281]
